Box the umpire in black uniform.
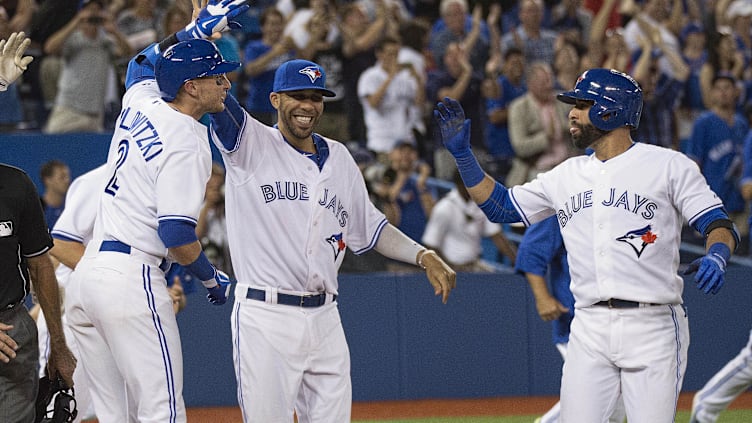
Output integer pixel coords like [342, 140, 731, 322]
[0, 163, 76, 421]
[0, 32, 76, 421]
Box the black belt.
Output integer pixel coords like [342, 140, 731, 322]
[594, 298, 661, 308]
[100, 240, 170, 272]
[246, 288, 335, 308]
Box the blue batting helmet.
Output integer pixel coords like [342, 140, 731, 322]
[155, 39, 240, 102]
[556, 68, 643, 131]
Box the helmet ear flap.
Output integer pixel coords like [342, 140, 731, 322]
[589, 104, 624, 132]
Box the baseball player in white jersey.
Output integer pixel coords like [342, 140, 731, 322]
[36, 164, 109, 422]
[38, 164, 189, 422]
[207, 58, 456, 422]
[63, 2, 248, 421]
[435, 68, 740, 422]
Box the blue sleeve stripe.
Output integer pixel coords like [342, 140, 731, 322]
[158, 219, 198, 248]
[508, 187, 530, 226]
[687, 204, 724, 227]
[158, 215, 198, 226]
[353, 218, 388, 255]
[51, 231, 84, 243]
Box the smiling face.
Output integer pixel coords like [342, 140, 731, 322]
[271, 89, 325, 144]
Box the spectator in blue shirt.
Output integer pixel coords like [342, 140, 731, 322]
[686, 74, 749, 237]
[242, 6, 295, 125]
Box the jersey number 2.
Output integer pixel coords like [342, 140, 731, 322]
[105, 140, 129, 196]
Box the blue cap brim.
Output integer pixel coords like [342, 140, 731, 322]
[276, 86, 337, 97]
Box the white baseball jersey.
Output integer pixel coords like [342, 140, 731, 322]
[67, 79, 212, 422]
[211, 98, 387, 422]
[422, 188, 502, 265]
[50, 165, 108, 285]
[91, 80, 212, 257]
[510, 142, 723, 308]
[212, 116, 387, 295]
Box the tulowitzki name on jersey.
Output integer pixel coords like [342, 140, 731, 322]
[261, 182, 349, 227]
[558, 188, 658, 228]
[118, 107, 164, 162]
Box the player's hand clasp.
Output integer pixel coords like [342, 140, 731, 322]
[206, 269, 232, 305]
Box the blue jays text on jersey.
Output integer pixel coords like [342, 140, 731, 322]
[117, 106, 164, 162]
[260, 181, 349, 227]
[558, 188, 658, 227]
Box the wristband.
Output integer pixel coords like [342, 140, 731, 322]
[186, 251, 217, 286]
[708, 242, 731, 265]
[159, 33, 180, 51]
[454, 150, 485, 187]
[0, 77, 8, 92]
[416, 249, 435, 269]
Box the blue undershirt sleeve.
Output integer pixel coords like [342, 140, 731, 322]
[478, 183, 522, 223]
[692, 207, 740, 249]
[209, 93, 246, 152]
[158, 219, 198, 249]
[125, 44, 160, 90]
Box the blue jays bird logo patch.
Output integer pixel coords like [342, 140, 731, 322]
[299, 66, 323, 83]
[326, 233, 346, 261]
[616, 225, 657, 258]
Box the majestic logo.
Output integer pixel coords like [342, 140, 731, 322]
[325, 233, 346, 261]
[616, 225, 657, 258]
[299, 66, 322, 83]
[0, 221, 12, 237]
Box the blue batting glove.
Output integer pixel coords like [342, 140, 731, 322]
[683, 243, 730, 295]
[433, 97, 472, 158]
[204, 269, 231, 305]
[178, 0, 250, 41]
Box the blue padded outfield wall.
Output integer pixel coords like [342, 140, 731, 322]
[3, 133, 752, 406]
[179, 269, 752, 406]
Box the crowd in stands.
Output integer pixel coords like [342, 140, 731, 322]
[5, 0, 752, 261]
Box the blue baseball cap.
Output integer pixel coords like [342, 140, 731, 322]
[273, 59, 336, 97]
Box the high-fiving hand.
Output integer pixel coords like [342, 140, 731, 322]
[433, 97, 472, 157]
[0, 32, 34, 91]
[205, 269, 232, 305]
[181, 0, 249, 41]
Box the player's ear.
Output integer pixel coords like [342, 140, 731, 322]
[270, 92, 281, 109]
[182, 80, 199, 98]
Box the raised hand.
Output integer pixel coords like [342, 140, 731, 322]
[0, 32, 33, 91]
[433, 97, 472, 157]
[181, 0, 249, 41]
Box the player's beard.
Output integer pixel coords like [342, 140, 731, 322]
[571, 121, 608, 149]
[280, 112, 319, 140]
